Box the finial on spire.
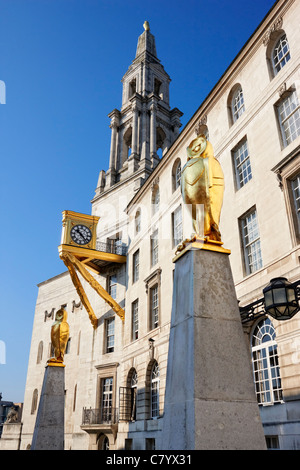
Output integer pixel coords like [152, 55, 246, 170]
[143, 21, 150, 31]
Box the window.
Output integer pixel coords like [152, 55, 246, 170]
[36, 341, 43, 364]
[133, 250, 139, 283]
[101, 377, 113, 421]
[132, 299, 139, 340]
[291, 173, 300, 233]
[233, 139, 252, 189]
[151, 230, 159, 266]
[151, 362, 160, 418]
[240, 208, 263, 274]
[135, 209, 141, 234]
[119, 368, 138, 422]
[152, 186, 160, 214]
[266, 436, 280, 450]
[172, 205, 183, 246]
[106, 317, 115, 353]
[146, 438, 156, 450]
[251, 318, 283, 405]
[150, 285, 159, 330]
[108, 274, 117, 299]
[272, 34, 290, 75]
[231, 86, 245, 123]
[31, 389, 38, 414]
[130, 369, 138, 420]
[172, 159, 181, 192]
[277, 90, 300, 147]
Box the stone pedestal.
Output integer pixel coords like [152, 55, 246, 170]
[161, 243, 266, 450]
[31, 364, 65, 450]
[0, 423, 22, 450]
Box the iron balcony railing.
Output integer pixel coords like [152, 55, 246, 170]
[82, 407, 118, 426]
[96, 241, 127, 256]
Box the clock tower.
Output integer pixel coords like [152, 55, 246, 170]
[94, 21, 183, 195]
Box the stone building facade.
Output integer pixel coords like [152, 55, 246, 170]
[17, 0, 300, 450]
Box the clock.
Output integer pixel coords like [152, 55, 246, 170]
[70, 224, 92, 245]
[61, 210, 100, 250]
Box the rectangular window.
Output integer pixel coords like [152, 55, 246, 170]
[172, 206, 183, 246]
[106, 317, 115, 353]
[265, 436, 280, 450]
[101, 377, 113, 421]
[233, 139, 252, 189]
[132, 299, 139, 340]
[133, 250, 139, 283]
[151, 230, 159, 266]
[150, 285, 159, 329]
[291, 173, 300, 233]
[240, 208, 263, 275]
[108, 274, 117, 300]
[278, 90, 300, 147]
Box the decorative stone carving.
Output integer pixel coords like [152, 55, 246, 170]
[263, 16, 283, 46]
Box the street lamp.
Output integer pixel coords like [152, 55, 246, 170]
[262, 277, 299, 321]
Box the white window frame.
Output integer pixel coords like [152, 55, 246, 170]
[101, 377, 113, 419]
[105, 317, 115, 353]
[231, 86, 245, 122]
[277, 90, 300, 147]
[150, 285, 159, 330]
[272, 33, 291, 75]
[108, 274, 117, 300]
[151, 362, 160, 418]
[172, 205, 183, 246]
[152, 187, 160, 215]
[233, 139, 252, 189]
[133, 249, 139, 283]
[240, 208, 263, 275]
[151, 230, 159, 266]
[135, 209, 141, 234]
[251, 318, 283, 406]
[132, 299, 139, 341]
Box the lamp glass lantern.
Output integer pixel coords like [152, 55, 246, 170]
[263, 277, 299, 321]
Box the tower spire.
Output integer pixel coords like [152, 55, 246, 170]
[94, 23, 183, 195]
[135, 21, 159, 64]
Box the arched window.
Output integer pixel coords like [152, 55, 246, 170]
[172, 159, 181, 192]
[31, 389, 38, 414]
[36, 341, 43, 364]
[251, 318, 283, 405]
[231, 86, 245, 123]
[152, 185, 160, 215]
[272, 33, 291, 76]
[151, 361, 160, 418]
[135, 209, 141, 234]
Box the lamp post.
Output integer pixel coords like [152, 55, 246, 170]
[240, 277, 300, 323]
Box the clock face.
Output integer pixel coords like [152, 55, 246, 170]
[70, 224, 92, 245]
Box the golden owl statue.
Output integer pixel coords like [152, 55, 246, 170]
[48, 308, 70, 364]
[181, 135, 224, 242]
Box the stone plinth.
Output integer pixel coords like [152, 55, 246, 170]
[0, 423, 22, 450]
[31, 364, 65, 450]
[160, 244, 266, 450]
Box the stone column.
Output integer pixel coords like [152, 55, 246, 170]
[150, 102, 157, 160]
[160, 242, 266, 450]
[31, 364, 65, 450]
[109, 122, 118, 170]
[131, 104, 138, 157]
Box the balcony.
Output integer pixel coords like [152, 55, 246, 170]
[82, 407, 118, 426]
[81, 407, 119, 440]
[96, 241, 127, 257]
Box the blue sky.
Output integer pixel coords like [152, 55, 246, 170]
[0, 0, 276, 403]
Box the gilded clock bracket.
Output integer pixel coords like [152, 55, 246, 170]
[59, 247, 125, 328]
